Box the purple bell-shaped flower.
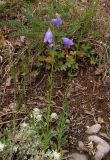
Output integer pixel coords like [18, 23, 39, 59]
[63, 38, 74, 48]
[44, 28, 53, 44]
[50, 13, 62, 28]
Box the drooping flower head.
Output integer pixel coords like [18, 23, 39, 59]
[50, 13, 62, 28]
[44, 28, 53, 44]
[63, 38, 74, 48]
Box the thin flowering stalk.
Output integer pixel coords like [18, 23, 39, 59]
[44, 60, 54, 150]
[44, 1, 55, 146]
[44, 1, 58, 150]
[51, 23, 56, 49]
[53, 0, 59, 11]
[49, 1, 61, 49]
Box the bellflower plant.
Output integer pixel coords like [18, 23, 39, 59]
[44, 28, 53, 44]
[63, 38, 74, 48]
[50, 13, 62, 28]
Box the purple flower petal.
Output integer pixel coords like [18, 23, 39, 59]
[54, 16, 62, 28]
[63, 38, 74, 48]
[50, 14, 62, 28]
[44, 29, 53, 44]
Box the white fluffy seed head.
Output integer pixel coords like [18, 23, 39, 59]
[50, 113, 58, 120]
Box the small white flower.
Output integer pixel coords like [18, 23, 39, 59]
[0, 141, 5, 152]
[13, 145, 19, 152]
[46, 150, 52, 158]
[31, 108, 42, 119]
[46, 150, 60, 160]
[52, 150, 60, 160]
[36, 114, 42, 122]
[20, 122, 29, 128]
[50, 113, 58, 121]
[33, 108, 41, 115]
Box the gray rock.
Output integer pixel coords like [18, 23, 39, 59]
[88, 135, 110, 160]
[67, 152, 88, 160]
[86, 124, 101, 134]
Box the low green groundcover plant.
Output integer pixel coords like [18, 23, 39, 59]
[0, 101, 69, 160]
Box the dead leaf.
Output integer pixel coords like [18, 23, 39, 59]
[69, 51, 77, 56]
[4, 40, 14, 55]
[20, 36, 25, 43]
[81, 0, 88, 3]
[39, 56, 54, 63]
[0, 55, 3, 63]
[9, 102, 16, 111]
[95, 68, 103, 75]
[0, 1, 6, 4]
[12, 36, 25, 46]
[97, 117, 104, 124]
[0, 34, 5, 47]
[6, 76, 12, 87]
